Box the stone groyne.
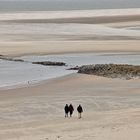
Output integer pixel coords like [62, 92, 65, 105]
[32, 61, 66, 66]
[78, 64, 140, 79]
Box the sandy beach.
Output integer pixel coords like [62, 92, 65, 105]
[0, 74, 140, 140]
[0, 8, 140, 140]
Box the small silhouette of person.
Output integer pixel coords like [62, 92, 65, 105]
[69, 104, 74, 117]
[77, 104, 83, 119]
[64, 104, 69, 117]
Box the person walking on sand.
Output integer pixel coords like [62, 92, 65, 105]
[77, 104, 83, 119]
[64, 104, 69, 117]
[69, 104, 74, 117]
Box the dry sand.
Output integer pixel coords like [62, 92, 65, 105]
[0, 74, 140, 140]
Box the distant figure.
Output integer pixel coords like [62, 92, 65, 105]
[77, 105, 83, 119]
[64, 104, 69, 117]
[69, 104, 74, 117]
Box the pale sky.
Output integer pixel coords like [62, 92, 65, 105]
[4, 0, 139, 1]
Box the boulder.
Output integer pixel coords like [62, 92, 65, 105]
[67, 66, 80, 70]
[32, 61, 66, 66]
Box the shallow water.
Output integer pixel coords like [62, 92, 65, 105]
[21, 53, 140, 66]
[0, 53, 140, 88]
[127, 27, 140, 30]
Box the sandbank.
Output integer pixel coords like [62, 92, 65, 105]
[0, 40, 140, 57]
[0, 9, 140, 56]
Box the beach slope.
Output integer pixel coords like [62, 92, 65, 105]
[0, 74, 140, 140]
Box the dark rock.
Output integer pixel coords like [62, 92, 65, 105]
[0, 56, 24, 62]
[78, 64, 140, 79]
[12, 59, 24, 62]
[67, 66, 80, 70]
[32, 61, 66, 66]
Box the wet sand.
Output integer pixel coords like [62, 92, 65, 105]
[1, 15, 140, 24]
[0, 9, 140, 56]
[0, 40, 140, 56]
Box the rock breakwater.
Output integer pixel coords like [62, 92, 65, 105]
[0, 56, 24, 62]
[78, 64, 140, 79]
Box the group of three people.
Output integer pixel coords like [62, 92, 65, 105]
[64, 104, 83, 119]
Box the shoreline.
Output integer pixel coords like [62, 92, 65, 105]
[0, 73, 77, 91]
[0, 52, 139, 90]
[0, 60, 140, 91]
[0, 72, 140, 98]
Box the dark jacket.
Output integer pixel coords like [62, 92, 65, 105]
[64, 104, 69, 113]
[77, 105, 83, 113]
[69, 104, 74, 113]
